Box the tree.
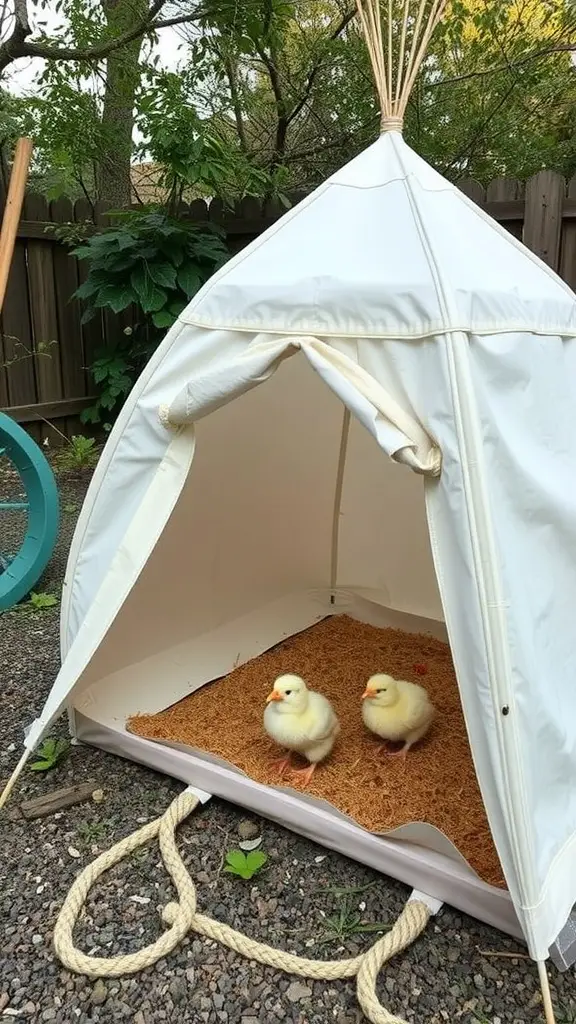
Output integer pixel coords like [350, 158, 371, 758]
[0, 0, 195, 74]
[182, 0, 576, 188]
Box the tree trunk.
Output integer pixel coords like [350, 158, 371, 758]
[97, 0, 147, 207]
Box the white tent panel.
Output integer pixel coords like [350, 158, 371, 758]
[184, 134, 576, 340]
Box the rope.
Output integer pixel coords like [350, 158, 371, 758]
[53, 789, 431, 1024]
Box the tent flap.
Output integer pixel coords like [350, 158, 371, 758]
[162, 334, 442, 477]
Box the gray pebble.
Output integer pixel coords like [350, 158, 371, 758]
[169, 977, 187, 1004]
[285, 982, 312, 1002]
[238, 819, 261, 841]
[90, 980, 108, 1006]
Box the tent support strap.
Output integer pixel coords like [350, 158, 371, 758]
[538, 960, 557, 1024]
[52, 786, 436, 1024]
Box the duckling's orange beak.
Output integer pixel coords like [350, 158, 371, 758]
[361, 688, 375, 700]
[266, 689, 283, 703]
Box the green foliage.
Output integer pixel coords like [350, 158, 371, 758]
[54, 435, 100, 471]
[136, 69, 288, 208]
[73, 208, 229, 424]
[30, 736, 70, 772]
[27, 591, 59, 610]
[223, 849, 268, 879]
[77, 819, 113, 845]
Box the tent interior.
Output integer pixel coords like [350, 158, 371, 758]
[68, 351, 523, 944]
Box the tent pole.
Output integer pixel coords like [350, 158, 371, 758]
[0, 138, 33, 314]
[537, 960, 556, 1024]
[0, 748, 32, 809]
[329, 406, 350, 603]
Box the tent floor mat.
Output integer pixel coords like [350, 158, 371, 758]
[128, 614, 505, 889]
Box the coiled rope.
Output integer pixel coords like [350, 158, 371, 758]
[53, 789, 431, 1024]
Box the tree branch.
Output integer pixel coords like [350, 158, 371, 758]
[0, 0, 203, 73]
[285, 6, 355, 129]
[428, 42, 576, 90]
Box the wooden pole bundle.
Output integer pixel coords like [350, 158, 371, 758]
[355, 0, 448, 133]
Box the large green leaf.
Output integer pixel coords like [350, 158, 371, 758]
[152, 309, 176, 329]
[177, 264, 203, 298]
[130, 267, 167, 313]
[147, 262, 178, 289]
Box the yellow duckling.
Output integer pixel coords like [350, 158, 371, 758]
[361, 672, 434, 760]
[264, 674, 340, 787]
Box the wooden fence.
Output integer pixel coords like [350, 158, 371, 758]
[2, 169, 576, 441]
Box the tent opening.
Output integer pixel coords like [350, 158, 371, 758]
[68, 352, 519, 941]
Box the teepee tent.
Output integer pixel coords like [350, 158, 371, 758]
[3, 1, 576, 1017]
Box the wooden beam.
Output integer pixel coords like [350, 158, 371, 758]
[2, 395, 96, 423]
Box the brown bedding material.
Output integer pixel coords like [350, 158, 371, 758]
[128, 614, 505, 889]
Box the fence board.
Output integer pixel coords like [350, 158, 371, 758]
[73, 197, 102, 394]
[25, 193, 63, 416]
[50, 198, 86, 402]
[560, 177, 576, 292]
[523, 171, 565, 270]
[2, 237, 36, 408]
[486, 179, 523, 241]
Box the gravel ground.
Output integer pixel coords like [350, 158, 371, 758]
[1, 468, 576, 1024]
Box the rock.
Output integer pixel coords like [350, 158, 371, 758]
[212, 993, 225, 1011]
[238, 819, 260, 841]
[0, 994, 9, 1012]
[90, 980, 108, 1006]
[186, 968, 196, 987]
[133, 1013, 146, 1024]
[42, 1010, 56, 1021]
[92, 789, 104, 803]
[285, 982, 312, 1002]
[169, 977, 187, 1004]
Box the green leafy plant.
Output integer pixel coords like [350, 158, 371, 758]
[30, 737, 70, 772]
[78, 820, 113, 845]
[223, 849, 268, 880]
[28, 591, 58, 611]
[72, 209, 229, 425]
[318, 896, 390, 946]
[54, 435, 100, 471]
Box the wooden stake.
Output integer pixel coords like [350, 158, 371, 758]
[538, 960, 557, 1024]
[0, 137, 33, 315]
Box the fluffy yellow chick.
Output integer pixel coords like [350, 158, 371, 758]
[264, 674, 340, 787]
[361, 672, 434, 760]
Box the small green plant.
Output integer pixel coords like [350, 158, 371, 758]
[78, 820, 112, 845]
[28, 591, 58, 610]
[30, 736, 69, 772]
[54, 435, 100, 471]
[318, 895, 390, 946]
[223, 849, 268, 880]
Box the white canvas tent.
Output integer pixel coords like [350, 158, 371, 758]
[4, 4, 576, 1006]
[15, 127, 576, 971]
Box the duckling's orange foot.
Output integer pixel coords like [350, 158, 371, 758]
[272, 756, 292, 777]
[386, 745, 408, 761]
[290, 763, 316, 788]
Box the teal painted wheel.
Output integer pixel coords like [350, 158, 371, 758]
[0, 413, 59, 611]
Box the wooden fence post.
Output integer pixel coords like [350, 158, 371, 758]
[560, 176, 576, 292]
[523, 170, 565, 271]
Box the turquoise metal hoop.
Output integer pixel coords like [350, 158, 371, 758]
[0, 412, 59, 610]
